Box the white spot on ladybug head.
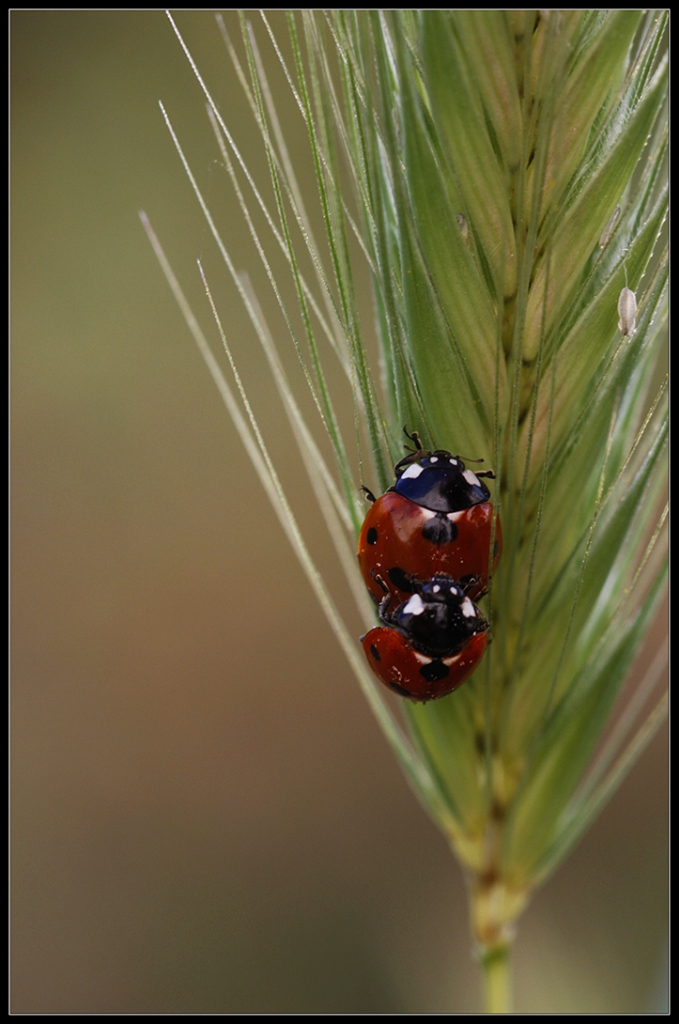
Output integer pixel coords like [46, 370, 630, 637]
[432, 584, 441, 593]
[463, 469, 481, 488]
[402, 463, 423, 480]
[461, 597, 475, 618]
[404, 594, 426, 616]
[429, 455, 439, 463]
[449, 458, 459, 467]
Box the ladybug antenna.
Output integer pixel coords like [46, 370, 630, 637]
[452, 455, 495, 479]
[402, 427, 424, 452]
[360, 484, 376, 504]
[453, 456, 496, 480]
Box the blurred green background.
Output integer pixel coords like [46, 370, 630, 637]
[11, 11, 668, 1013]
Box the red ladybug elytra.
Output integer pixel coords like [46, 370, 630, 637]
[357, 432, 502, 605]
[361, 574, 489, 702]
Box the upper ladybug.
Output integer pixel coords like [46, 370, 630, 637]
[357, 432, 502, 604]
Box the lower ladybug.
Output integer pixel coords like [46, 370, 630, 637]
[361, 574, 489, 702]
[357, 431, 501, 605]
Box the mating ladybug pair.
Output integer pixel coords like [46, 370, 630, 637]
[357, 431, 501, 702]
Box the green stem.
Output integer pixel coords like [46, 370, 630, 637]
[480, 944, 512, 1013]
[467, 867, 525, 1013]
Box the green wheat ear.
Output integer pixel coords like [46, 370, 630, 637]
[145, 10, 667, 1013]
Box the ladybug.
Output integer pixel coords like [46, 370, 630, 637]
[357, 431, 501, 604]
[361, 574, 489, 702]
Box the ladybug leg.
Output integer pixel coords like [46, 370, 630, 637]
[476, 469, 496, 480]
[360, 485, 377, 503]
[370, 569, 389, 595]
[458, 574, 493, 601]
[370, 574, 396, 625]
[460, 574, 485, 597]
[377, 592, 395, 626]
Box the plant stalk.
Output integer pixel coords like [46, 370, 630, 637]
[480, 944, 512, 1014]
[469, 869, 528, 1014]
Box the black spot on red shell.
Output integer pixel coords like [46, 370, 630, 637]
[387, 567, 415, 593]
[366, 527, 378, 545]
[421, 513, 457, 545]
[389, 680, 413, 698]
[369, 644, 380, 662]
[419, 660, 450, 683]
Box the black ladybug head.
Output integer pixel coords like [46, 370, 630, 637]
[388, 574, 488, 657]
[391, 450, 491, 513]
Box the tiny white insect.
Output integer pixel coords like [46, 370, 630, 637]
[618, 286, 637, 337]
